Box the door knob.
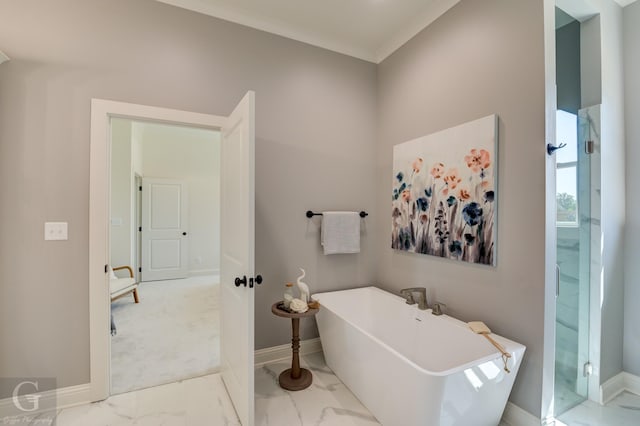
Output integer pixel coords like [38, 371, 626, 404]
[235, 276, 247, 287]
[182, 232, 187, 236]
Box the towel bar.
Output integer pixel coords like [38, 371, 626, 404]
[306, 210, 368, 218]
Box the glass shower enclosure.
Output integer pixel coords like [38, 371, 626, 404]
[554, 105, 600, 416]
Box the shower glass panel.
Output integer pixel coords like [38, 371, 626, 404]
[554, 108, 591, 415]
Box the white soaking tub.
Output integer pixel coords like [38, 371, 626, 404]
[313, 286, 525, 426]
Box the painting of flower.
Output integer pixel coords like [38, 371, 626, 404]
[391, 115, 497, 266]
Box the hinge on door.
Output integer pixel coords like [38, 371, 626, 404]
[139, 267, 142, 273]
[105, 264, 108, 273]
[583, 361, 593, 377]
[139, 186, 142, 191]
[139, 227, 142, 232]
[585, 140, 594, 154]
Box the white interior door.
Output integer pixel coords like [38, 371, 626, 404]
[141, 178, 189, 281]
[220, 91, 255, 426]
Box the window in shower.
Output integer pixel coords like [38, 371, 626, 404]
[556, 110, 578, 226]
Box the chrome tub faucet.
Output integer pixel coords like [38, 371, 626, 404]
[400, 287, 428, 310]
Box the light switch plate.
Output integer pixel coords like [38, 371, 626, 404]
[45, 222, 68, 241]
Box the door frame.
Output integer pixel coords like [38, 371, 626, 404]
[543, 0, 605, 420]
[134, 173, 142, 283]
[89, 98, 226, 401]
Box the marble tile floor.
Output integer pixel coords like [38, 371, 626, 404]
[556, 391, 640, 426]
[6, 351, 515, 426]
[255, 352, 379, 426]
[2, 373, 239, 426]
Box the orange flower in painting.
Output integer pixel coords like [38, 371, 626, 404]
[464, 149, 491, 173]
[430, 162, 445, 179]
[443, 168, 462, 190]
[458, 188, 471, 201]
[401, 189, 412, 202]
[412, 158, 424, 173]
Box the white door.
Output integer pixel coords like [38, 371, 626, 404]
[141, 178, 189, 281]
[220, 91, 255, 426]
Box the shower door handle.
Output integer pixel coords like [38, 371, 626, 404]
[555, 264, 560, 298]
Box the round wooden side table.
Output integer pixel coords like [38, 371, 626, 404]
[271, 302, 319, 391]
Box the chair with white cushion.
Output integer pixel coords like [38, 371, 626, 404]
[109, 265, 140, 303]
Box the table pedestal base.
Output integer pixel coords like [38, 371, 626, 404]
[278, 367, 312, 391]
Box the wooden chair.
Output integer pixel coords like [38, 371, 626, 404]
[109, 265, 140, 303]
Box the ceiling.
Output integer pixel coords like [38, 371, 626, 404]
[157, 0, 460, 63]
[158, 0, 636, 64]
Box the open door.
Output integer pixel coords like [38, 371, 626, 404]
[220, 91, 256, 426]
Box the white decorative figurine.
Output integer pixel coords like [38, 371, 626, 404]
[296, 268, 310, 303]
[290, 298, 309, 314]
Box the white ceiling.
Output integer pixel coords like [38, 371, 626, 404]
[158, 0, 637, 63]
[157, 0, 460, 63]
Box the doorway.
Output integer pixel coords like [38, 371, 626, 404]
[89, 94, 256, 426]
[108, 118, 221, 394]
[552, 4, 603, 418]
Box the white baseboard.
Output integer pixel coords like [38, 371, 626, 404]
[0, 382, 91, 419]
[601, 371, 640, 404]
[501, 402, 540, 426]
[189, 269, 219, 277]
[254, 337, 323, 367]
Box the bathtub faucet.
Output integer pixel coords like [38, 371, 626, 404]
[400, 287, 428, 310]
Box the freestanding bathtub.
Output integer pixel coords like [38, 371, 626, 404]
[313, 287, 525, 426]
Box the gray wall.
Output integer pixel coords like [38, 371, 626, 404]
[376, 0, 546, 416]
[0, 0, 377, 395]
[556, 13, 581, 114]
[624, 0, 640, 377]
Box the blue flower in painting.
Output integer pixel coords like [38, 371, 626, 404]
[447, 196, 457, 207]
[416, 197, 429, 212]
[399, 227, 412, 251]
[449, 241, 462, 257]
[393, 188, 399, 200]
[396, 172, 404, 182]
[399, 183, 406, 192]
[462, 202, 483, 227]
[425, 187, 432, 198]
[464, 233, 475, 245]
[484, 190, 495, 203]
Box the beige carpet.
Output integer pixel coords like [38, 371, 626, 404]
[110, 275, 220, 395]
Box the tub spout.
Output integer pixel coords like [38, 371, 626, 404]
[400, 287, 428, 310]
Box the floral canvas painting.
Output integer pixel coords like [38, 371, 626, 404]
[391, 115, 497, 266]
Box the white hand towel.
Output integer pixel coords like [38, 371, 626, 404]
[321, 211, 361, 255]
